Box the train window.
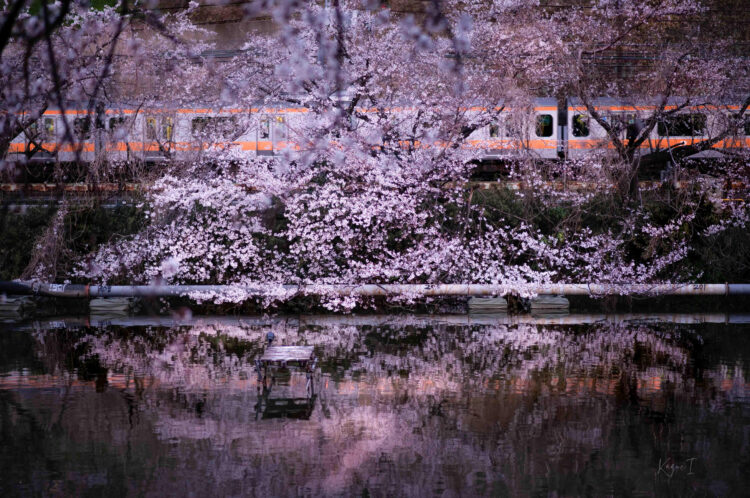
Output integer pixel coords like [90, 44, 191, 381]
[535, 114, 553, 137]
[657, 113, 706, 136]
[505, 119, 523, 138]
[146, 118, 158, 140]
[221, 117, 237, 138]
[259, 117, 270, 139]
[28, 118, 53, 139]
[74, 117, 91, 139]
[161, 117, 173, 142]
[191, 117, 209, 135]
[275, 116, 286, 141]
[43, 117, 55, 137]
[192, 117, 237, 139]
[489, 123, 500, 138]
[572, 114, 589, 137]
[599, 113, 636, 137]
[726, 114, 750, 136]
[27, 121, 39, 138]
[109, 117, 126, 131]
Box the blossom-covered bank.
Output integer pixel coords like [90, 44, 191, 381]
[51, 157, 747, 310]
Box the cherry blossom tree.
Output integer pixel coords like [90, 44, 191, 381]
[540, 0, 750, 197]
[2, 0, 748, 305]
[2, 1, 123, 165]
[0, 1, 215, 168]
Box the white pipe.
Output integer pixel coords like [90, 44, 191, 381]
[3, 281, 750, 297]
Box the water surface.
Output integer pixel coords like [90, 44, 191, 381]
[1, 314, 749, 496]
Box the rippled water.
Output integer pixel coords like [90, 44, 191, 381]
[1, 314, 749, 496]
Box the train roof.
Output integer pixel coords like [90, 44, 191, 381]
[32, 99, 560, 116]
[532, 97, 558, 106]
[566, 97, 743, 110]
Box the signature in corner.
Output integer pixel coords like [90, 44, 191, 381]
[655, 457, 697, 478]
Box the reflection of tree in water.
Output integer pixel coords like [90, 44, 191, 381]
[3, 320, 747, 495]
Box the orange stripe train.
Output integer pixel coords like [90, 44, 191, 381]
[7, 98, 749, 163]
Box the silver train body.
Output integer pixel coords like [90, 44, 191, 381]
[7, 98, 750, 164]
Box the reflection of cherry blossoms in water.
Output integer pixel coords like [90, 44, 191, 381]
[2, 318, 748, 496]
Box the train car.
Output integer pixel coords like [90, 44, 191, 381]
[6, 109, 72, 163]
[474, 98, 559, 161]
[6, 98, 747, 167]
[8, 107, 125, 164]
[101, 108, 140, 163]
[6, 99, 561, 165]
[6, 103, 303, 164]
[565, 98, 750, 160]
[161, 104, 300, 161]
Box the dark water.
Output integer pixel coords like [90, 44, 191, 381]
[1, 314, 749, 497]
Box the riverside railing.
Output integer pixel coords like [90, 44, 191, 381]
[2, 281, 750, 298]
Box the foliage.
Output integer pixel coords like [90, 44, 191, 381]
[0, 203, 145, 281]
[0, 206, 56, 280]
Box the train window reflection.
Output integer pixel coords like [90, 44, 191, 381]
[74, 117, 91, 139]
[191, 117, 208, 135]
[192, 117, 238, 139]
[43, 117, 55, 137]
[27, 121, 39, 138]
[146, 118, 157, 140]
[259, 117, 270, 139]
[109, 117, 125, 131]
[275, 116, 286, 141]
[489, 123, 499, 138]
[536, 114, 553, 137]
[658, 113, 706, 137]
[505, 119, 523, 138]
[162, 117, 173, 142]
[572, 114, 589, 137]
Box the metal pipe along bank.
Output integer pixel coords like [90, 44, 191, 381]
[2, 281, 750, 298]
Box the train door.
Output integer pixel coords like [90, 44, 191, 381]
[106, 115, 129, 161]
[726, 112, 750, 150]
[567, 111, 591, 160]
[273, 115, 286, 152]
[72, 114, 94, 162]
[557, 101, 568, 159]
[504, 112, 527, 152]
[256, 114, 286, 156]
[533, 111, 556, 159]
[93, 105, 107, 161]
[257, 115, 272, 155]
[144, 114, 174, 160]
[25, 116, 56, 161]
